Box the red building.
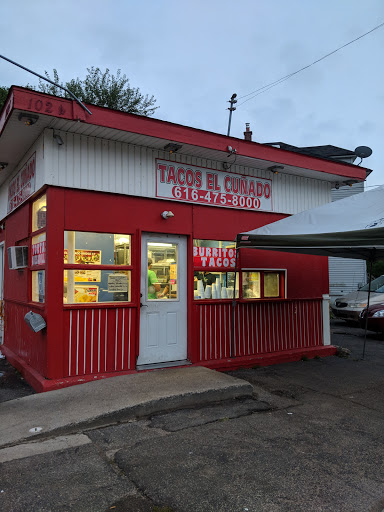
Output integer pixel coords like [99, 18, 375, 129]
[0, 87, 368, 392]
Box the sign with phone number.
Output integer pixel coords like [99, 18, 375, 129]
[156, 160, 272, 211]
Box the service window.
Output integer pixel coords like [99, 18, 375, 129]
[242, 270, 285, 299]
[63, 232, 132, 304]
[193, 239, 239, 299]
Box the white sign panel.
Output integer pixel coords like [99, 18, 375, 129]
[156, 159, 272, 211]
[8, 153, 36, 214]
[108, 273, 128, 292]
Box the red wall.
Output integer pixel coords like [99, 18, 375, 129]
[63, 187, 328, 299]
[4, 203, 30, 303]
[3, 201, 48, 375]
[2, 186, 329, 384]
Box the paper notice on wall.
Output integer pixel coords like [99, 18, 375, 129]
[170, 264, 177, 280]
[108, 273, 128, 292]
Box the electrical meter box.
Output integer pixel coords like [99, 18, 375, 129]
[24, 311, 46, 333]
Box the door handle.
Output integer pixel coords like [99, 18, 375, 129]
[140, 303, 148, 308]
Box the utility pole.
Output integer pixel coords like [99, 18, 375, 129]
[227, 93, 237, 136]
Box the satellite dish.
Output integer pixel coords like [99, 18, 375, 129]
[354, 146, 372, 159]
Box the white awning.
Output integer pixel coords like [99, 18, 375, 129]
[237, 186, 384, 261]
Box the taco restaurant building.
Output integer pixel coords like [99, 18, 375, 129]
[0, 87, 368, 392]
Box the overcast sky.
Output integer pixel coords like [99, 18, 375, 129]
[1, 0, 383, 188]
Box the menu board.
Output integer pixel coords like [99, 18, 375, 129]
[64, 249, 101, 264]
[64, 249, 101, 282]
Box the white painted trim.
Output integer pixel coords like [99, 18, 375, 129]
[322, 294, 331, 345]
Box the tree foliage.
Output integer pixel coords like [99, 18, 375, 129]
[370, 259, 384, 279]
[36, 67, 158, 116]
[0, 68, 158, 116]
[0, 86, 9, 110]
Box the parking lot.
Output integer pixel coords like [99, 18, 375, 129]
[1, 320, 384, 511]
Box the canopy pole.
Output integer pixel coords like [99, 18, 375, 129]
[230, 244, 240, 358]
[362, 257, 374, 360]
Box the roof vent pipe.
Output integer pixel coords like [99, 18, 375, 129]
[244, 123, 252, 141]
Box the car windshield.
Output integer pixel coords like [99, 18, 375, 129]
[359, 275, 384, 292]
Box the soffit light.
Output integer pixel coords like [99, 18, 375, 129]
[267, 165, 284, 175]
[54, 133, 64, 145]
[164, 143, 182, 154]
[18, 113, 39, 126]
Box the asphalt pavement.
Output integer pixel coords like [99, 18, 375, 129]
[0, 320, 383, 512]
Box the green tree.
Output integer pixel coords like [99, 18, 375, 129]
[370, 259, 384, 279]
[36, 67, 158, 116]
[0, 86, 9, 109]
[0, 68, 158, 116]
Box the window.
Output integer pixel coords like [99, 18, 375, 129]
[193, 240, 286, 301]
[31, 233, 46, 266]
[193, 240, 238, 299]
[32, 194, 47, 232]
[242, 270, 285, 300]
[147, 241, 178, 300]
[63, 232, 132, 304]
[32, 270, 45, 303]
[194, 270, 238, 299]
[31, 195, 47, 303]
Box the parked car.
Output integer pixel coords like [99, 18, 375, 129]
[331, 275, 384, 323]
[359, 303, 384, 333]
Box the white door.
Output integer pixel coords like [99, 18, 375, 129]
[138, 233, 188, 367]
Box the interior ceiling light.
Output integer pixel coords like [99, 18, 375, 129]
[164, 143, 182, 153]
[18, 113, 39, 126]
[148, 242, 173, 247]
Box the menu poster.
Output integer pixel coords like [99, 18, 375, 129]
[64, 249, 102, 282]
[74, 286, 98, 303]
[72, 269, 101, 282]
[64, 249, 101, 265]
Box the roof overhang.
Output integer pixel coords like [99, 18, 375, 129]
[0, 86, 369, 188]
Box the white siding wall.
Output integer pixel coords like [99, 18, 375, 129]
[43, 129, 331, 215]
[329, 182, 367, 298]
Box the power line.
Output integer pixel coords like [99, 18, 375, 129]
[237, 21, 384, 107]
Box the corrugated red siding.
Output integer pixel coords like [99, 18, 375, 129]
[193, 299, 323, 362]
[4, 301, 47, 374]
[63, 307, 136, 377]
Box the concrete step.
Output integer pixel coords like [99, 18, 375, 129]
[0, 366, 253, 448]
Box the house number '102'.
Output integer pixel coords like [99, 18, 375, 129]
[27, 97, 66, 116]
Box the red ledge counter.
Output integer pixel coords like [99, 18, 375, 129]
[0, 87, 367, 391]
